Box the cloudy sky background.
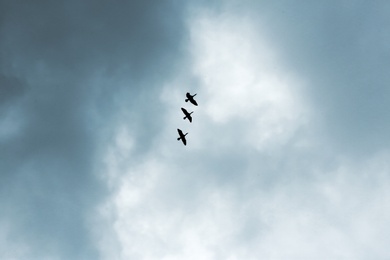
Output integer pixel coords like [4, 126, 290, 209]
[1, 0, 390, 259]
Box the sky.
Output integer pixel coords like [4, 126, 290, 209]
[1, 0, 390, 259]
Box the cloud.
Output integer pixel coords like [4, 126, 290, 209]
[2, 1, 390, 259]
[100, 148, 390, 259]
[244, 0, 390, 155]
[0, 0, 187, 258]
[95, 3, 390, 259]
[188, 10, 308, 151]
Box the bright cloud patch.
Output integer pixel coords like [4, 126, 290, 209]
[97, 150, 390, 259]
[188, 11, 308, 150]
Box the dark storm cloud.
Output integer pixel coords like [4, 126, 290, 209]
[245, 0, 390, 156]
[0, 0, 186, 258]
[0, 75, 26, 105]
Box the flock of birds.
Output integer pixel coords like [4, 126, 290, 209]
[177, 92, 198, 146]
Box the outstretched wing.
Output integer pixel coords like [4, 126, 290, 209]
[181, 107, 187, 114]
[190, 99, 198, 106]
[188, 115, 192, 123]
[181, 136, 187, 145]
[177, 128, 183, 136]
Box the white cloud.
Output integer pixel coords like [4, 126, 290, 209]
[94, 6, 390, 260]
[187, 10, 309, 151]
[97, 150, 390, 259]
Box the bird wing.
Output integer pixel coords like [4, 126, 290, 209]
[177, 129, 183, 136]
[181, 107, 187, 114]
[182, 136, 187, 145]
[189, 115, 192, 123]
[191, 99, 198, 106]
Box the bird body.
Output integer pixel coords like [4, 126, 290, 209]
[177, 128, 188, 146]
[181, 107, 193, 123]
[185, 92, 198, 106]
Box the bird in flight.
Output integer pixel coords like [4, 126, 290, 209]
[181, 107, 193, 123]
[185, 92, 198, 106]
[177, 128, 188, 146]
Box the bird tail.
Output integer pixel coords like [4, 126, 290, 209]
[185, 99, 189, 102]
[177, 137, 181, 141]
[183, 116, 186, 120]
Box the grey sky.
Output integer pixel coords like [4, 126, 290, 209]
[1, 1, 390, 259]
[247, 0, 390, 155]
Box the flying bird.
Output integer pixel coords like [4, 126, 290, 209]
[185, 92, 198, 106]
[177, 128, 188, 146]
[181, 107, 193, 123]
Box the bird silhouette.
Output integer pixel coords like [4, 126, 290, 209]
[185, 92, 198, 106]
[177, 128, 188, 146]
[181, 107, 193, 123]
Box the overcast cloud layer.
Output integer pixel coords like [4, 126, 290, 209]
[1, 1, 390, 259]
